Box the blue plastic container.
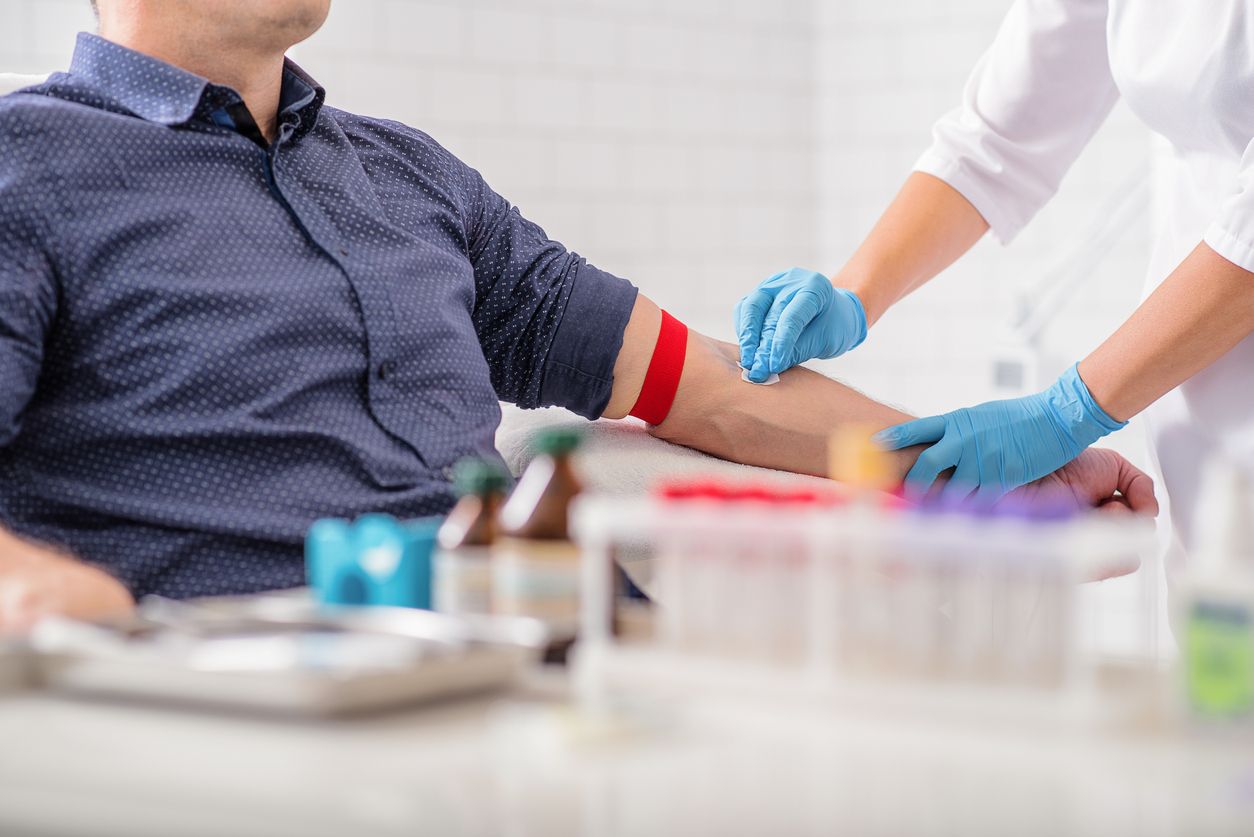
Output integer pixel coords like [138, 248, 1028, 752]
[306, 514, 442, 610]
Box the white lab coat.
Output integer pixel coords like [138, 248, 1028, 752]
[915, 0, 1254, 581]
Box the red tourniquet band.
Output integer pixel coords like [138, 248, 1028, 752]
[629, 310, 689, 425]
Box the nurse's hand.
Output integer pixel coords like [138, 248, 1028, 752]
[735, 268, 868, 383]
[875, 364, 1127, 502]
[0, 528, 133, 634]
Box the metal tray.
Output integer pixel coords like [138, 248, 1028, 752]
[29, 594, 549, 717]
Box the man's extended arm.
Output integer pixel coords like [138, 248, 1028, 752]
[603, 295, 1158, 513]
[0, 530, 133, 634]
[603, 295, 909, 477]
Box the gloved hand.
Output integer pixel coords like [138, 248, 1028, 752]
[873, 364, 1127, 502]
[734, 268, 868, 383]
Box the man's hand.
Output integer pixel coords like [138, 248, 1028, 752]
[0, 528, 133, 634]
[1010, 447, 1158, 517]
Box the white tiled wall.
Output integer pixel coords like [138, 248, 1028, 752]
[2, 0, 1154, 462]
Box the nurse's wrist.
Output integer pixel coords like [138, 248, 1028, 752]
[1074, 357, 1135, 425]
[839, 269, 890, 328]
[1049, 363, 1128, 451]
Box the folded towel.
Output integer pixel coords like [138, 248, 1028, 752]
[495, 404, 831, 495]
[495, 404, 833, 598]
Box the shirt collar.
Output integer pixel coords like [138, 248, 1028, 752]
[68, 32, 326, 139]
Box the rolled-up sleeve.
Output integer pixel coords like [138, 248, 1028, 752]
[914, 0, 1119, 243]
[458, 161, 637, 419]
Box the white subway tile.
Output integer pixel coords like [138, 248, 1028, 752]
[659, 81, 729, 139]
[314, 1, 382, 55]
[551, 137, 624, 193]
[16, 5, 80, 70]
[586, 78, 659, 133]
[623, 142, 697, 196]
[418, 66, 514, 127]
[470, 134, 557, 194]
[0, 4, 31, 68]
[511, 73, 585, 130]
[546, 13, 622, 69]
[468, 7, 549, 67]
[380, 1, 468, 59]
[621, 21, 694, 75]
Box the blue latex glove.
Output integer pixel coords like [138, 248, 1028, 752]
[873, 364, 1127, 502]
[734, 268, 868, 383]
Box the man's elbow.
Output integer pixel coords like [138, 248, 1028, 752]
[644, 334, 754, 462]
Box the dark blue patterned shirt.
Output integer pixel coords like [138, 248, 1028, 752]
[0, 34, 637, 599]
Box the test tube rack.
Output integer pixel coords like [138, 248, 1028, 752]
[572, 481, 1165, 730]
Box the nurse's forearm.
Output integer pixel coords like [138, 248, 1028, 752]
[1079, 243, 1254, 421]
[838, 172, 989, 325]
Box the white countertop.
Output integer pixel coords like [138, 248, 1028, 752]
[3, 663, 1253, 837]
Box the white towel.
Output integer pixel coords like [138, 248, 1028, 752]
[495, 403, 832, 495]
[495, 404, 834, 598]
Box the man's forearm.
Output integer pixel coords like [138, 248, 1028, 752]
[0, 528, 133, 633]
[602, 294, 917, 478]
[649, 333, 917, 479]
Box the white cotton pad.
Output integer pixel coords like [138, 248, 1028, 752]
[740, 367, 780, 386]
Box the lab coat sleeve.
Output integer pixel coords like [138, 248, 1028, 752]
[913, 0, 1119, 243]
[1203, 138, 1254, 273]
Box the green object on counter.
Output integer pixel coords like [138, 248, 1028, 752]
[533, 427, 583, 456]
[1186, 599, 1254, 719]
[453, 457, 511, 497]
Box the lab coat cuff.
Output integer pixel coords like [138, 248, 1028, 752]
[1203, 223, 1254, 274]
[912, 150, 1024, 246]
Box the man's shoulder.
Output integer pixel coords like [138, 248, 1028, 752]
[0, 85, 62, 129]
[0, 89, 65, 170]
[320, 106, 471, 176]
[322, 106, 439, 146]
[0, 75, 115, 146]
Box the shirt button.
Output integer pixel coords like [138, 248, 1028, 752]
[377, 360, 398, 381]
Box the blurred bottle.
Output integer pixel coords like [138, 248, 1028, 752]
[494, 428, 584, 662]
[1178, 461, 1254, 730]
[434, 457, 511, 615]
[829, 423, 898, 496]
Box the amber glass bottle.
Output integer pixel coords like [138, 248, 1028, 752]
[493, 429, 584, 655]
[433, 457, 510, 614]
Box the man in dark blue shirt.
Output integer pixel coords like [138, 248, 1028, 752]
[0, 0, 1156, 628]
